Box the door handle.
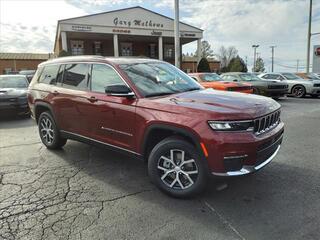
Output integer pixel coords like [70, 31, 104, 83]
[87, 96, 98, 102]
[52, 90, 59, 96]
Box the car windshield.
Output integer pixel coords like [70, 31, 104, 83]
[282, 73, 301, 80]
[239, 73, 261, 81]
[119, 62, 202, 97]
[200, 73, 222, 82]
[0, 76, 29, 88]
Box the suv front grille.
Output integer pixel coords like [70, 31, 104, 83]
[253, 110, 281, 135]
[268, 85, 288, 89]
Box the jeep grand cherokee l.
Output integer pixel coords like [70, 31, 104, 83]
[28, 56, 284, 198]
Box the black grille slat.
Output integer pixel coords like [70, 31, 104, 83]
[254, 110, 281, 135]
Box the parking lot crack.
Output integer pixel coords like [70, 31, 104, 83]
[203, 201, 246, 240]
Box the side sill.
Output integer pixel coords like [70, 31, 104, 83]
[60, 130, 143, 160]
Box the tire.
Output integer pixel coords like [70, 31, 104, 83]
[148, 137, 208, 198]
[38, 111, 67, 149]
[291, 85, 306, 98]
[253, 87, 260, 95]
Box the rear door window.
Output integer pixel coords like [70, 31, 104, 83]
[62, 63, 89, 90]
[39, 65, 60, 85]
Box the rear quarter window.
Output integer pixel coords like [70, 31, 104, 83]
[39, 65, 60, 85]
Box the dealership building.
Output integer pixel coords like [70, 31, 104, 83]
[53, 6, 217, 72]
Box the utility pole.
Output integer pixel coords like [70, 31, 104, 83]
[306, 0, 312, 73]
[296, 59, 300, 72]
[270, 46, 276, 72]
[174, 0, 180, 68]
[252, 45, 259, 72]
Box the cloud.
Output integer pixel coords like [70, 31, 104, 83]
[0, 0, 86, 53]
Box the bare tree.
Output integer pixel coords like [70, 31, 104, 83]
[195, 40, 214, 58]
[217, 46, 238, 68]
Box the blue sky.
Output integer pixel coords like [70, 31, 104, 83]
[0, 0, 319, 72]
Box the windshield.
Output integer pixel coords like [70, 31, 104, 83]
[239, 73, 261, 81]
[0, 76, 29, 88]
[200, 73, 222, 82]
[119, 62, 202, 97]
[282, 73, 301, 80]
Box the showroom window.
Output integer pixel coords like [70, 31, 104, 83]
[164, 45, 174, 59]
[70, 40, 84, 55]
[93, 41, 102, 55]
[120, 43, 133, 56]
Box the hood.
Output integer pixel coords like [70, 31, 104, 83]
[0, 88, 27, 98]
[146, 88, 280, 120]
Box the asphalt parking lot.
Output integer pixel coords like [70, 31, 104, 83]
[0, 97, 319, 240]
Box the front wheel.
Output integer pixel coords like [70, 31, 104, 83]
[291, 85, 306, 98]
[38, 111, 67, 149]
[148, 137, 208, 198]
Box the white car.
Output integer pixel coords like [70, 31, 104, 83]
[259, 72, 320, 98]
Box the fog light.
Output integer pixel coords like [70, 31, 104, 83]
[224, 155, 248, 171]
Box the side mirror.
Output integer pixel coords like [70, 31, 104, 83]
[233, 79, 238, 82]
[105, 85, 135, 98]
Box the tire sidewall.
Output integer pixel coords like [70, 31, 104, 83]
[38, 111, 61, 149]
[148, 137, 208, 198]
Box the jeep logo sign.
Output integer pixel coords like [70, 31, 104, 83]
[315, 47, 320, 57]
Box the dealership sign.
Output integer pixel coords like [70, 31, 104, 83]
[313, 45, 320, 72]
[113, 17, 164, 28]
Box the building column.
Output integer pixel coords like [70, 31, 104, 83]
[197, 38, 202, 64]
[158, 36, 163, 60]
[61, 31, 68, 52]
[113, 34, 119, 57]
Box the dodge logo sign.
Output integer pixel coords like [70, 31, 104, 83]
[315, 47, 320, 56]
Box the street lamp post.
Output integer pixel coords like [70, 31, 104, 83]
[306, 0, 312, 73]
[270, 46, 276, 72]
[252, 45, 259, 72]
[174, 0, 180, 68]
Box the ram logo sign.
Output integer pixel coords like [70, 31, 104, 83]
[315, 47, 320, 57]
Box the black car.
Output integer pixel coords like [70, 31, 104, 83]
[19, 70, 36, 82]
[0, 75, 30, 117]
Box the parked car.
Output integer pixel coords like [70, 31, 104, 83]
[0, 75, 30, 116]
[188, 73, 253, 94]
[259, 72, 320, 98]
[28, 56, 284, 198]
[19, 70, 36, 82]
[295, 72, 320, 80]
[221, 72, 288, 99]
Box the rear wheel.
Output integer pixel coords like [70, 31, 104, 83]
[253, 87, 260, 95]
[291, 85, 306, 98]
[148, 137, 208, 198]
[38, 111, 67, 149]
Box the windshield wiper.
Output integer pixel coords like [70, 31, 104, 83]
[184, 87, 201, 92]
[145, 92, 176, 98]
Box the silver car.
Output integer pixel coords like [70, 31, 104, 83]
[259, 72, 320, 98]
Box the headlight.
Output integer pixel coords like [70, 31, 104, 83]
[208, 120, 254, 131]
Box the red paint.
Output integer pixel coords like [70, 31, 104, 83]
[28, 57, 284, 174]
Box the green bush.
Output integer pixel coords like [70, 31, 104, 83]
[197, 58, 211, 72]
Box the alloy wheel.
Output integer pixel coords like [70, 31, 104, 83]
[157, 149, 198, 190]
[292, 86, 305, 97]
[40, 116, 54, 144]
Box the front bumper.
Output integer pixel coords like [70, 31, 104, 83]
[212, 134, 282, 176]
[0, 100, 29, 116]
[202, 121, 284, 176]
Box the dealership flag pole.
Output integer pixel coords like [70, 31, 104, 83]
[174, 0, 180, 68]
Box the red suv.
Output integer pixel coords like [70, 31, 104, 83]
[28, 56, 284, 198]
